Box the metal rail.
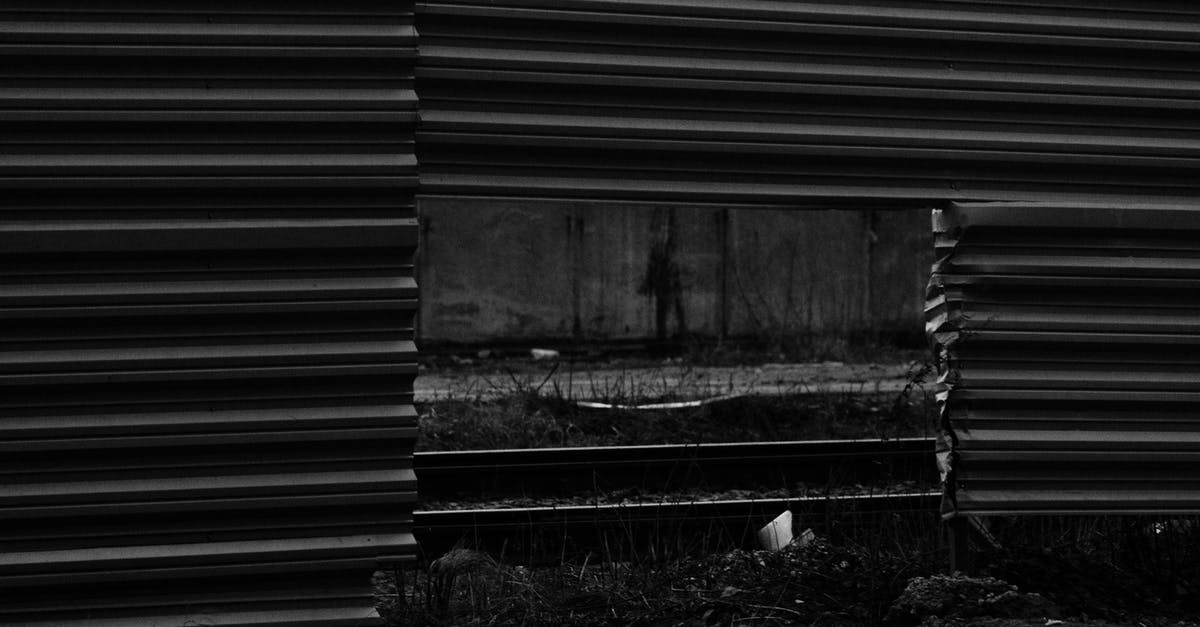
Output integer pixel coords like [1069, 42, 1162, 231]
[415, 437, 936, 501]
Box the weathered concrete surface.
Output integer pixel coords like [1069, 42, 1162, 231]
[418, 199, 931, 345]
[415, 361, 917, 403]
[419, 199, 576, 340]
[726, 209, 869, 337]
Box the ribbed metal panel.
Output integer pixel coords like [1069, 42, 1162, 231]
[928, 201, 1200, 517]
[416, 0, 1200, 206]
[0, 2, 417, 624]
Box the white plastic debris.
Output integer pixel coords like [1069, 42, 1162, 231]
[575, 394, 740, 411]
[530, 348, 559, 360]
[757, 510, 794, 551]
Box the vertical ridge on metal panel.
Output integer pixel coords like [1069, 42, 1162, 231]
[928, 201, 1200, 518]
[416, 1, 1200, 206]
[0, 2, 417, 624]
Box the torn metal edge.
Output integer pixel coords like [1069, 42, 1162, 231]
[928, 207, 963, 520]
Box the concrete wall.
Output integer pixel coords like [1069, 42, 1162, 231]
[418, 199, 931, 345]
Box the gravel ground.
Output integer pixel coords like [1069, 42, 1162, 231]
[416, 359, 920, 403]
[418, 481, 934, 511]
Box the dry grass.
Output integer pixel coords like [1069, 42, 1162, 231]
[377, 532, 943, 626]
[418, 386, 936, 452]
[379, 513, 1200, 626]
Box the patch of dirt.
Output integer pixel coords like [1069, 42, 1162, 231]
[885, 575, 1060, 626]
[379, 537, 941, 626]
[984, 550, 1196, 624]
[379, 538, 1200, 626]
[884, 570, 1199, 627]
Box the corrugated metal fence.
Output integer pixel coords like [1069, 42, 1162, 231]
[6, 0, 1200, 622]
[416, 0, 1200, 206]
[928, 202, 1200, 516]
[414, 1, 1200, 557]
[0, 2, 418, 624]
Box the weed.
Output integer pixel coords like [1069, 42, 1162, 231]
[419, 388, 935, 452]
[383, 511, 1200, 626]
[378, 530, 943, 626]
